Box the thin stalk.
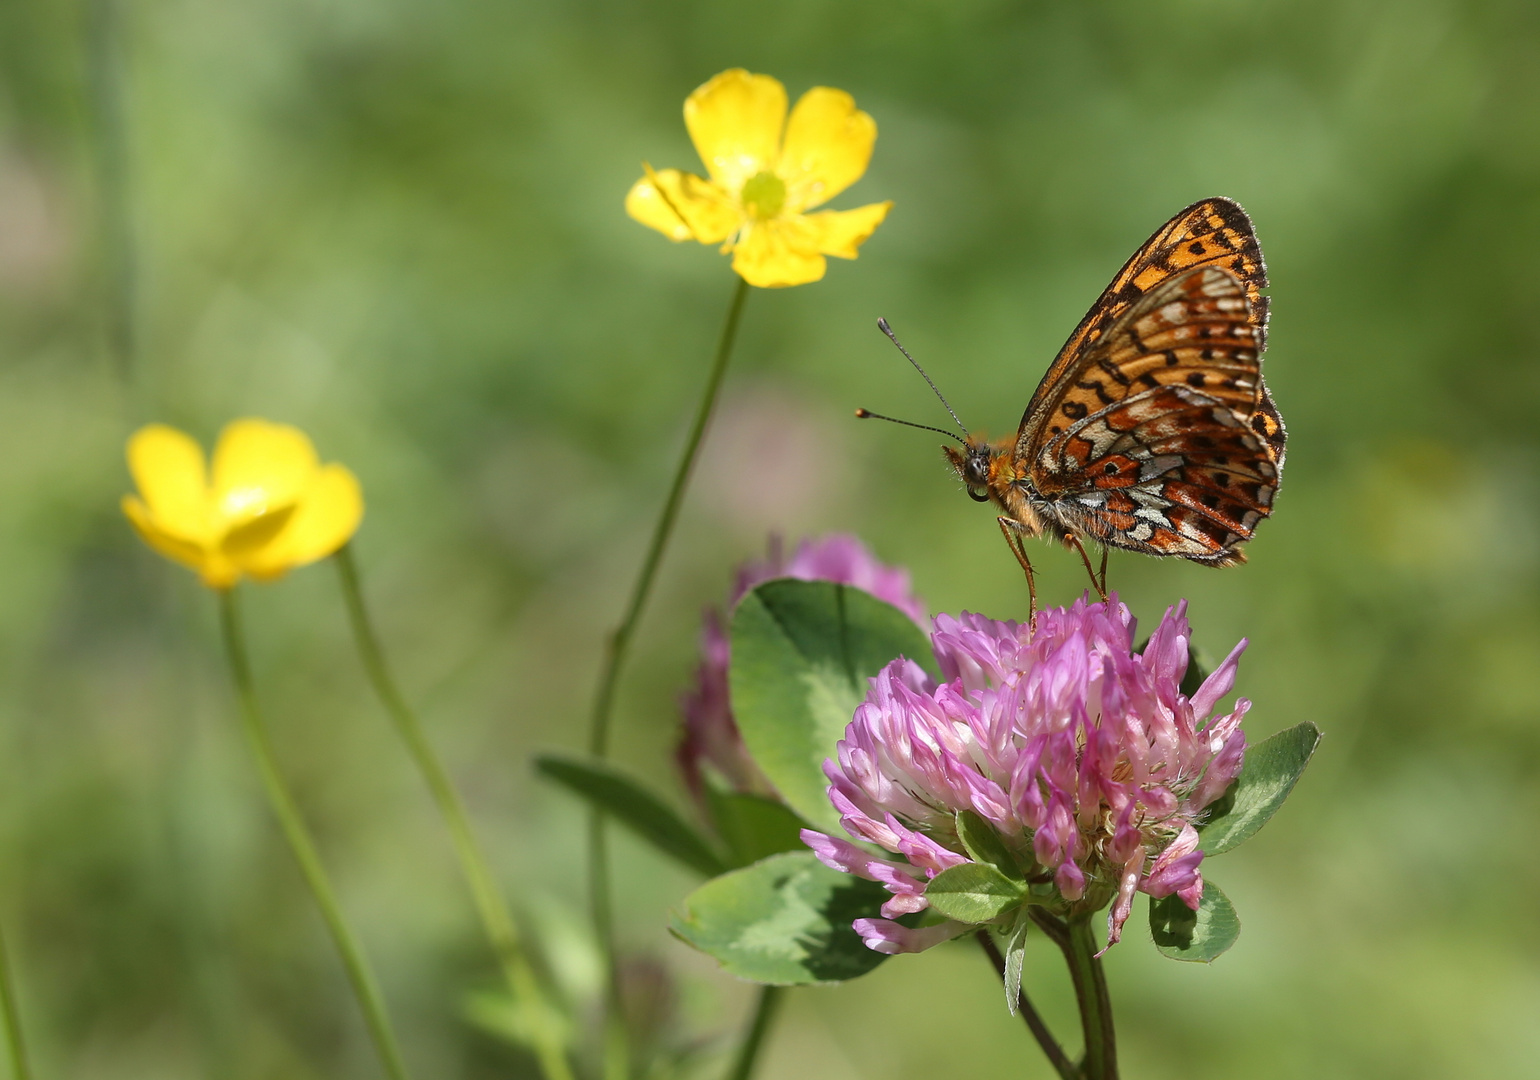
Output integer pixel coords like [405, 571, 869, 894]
[0, 923, 30, 1080]
[976, 931, 1074, 1080]
[586, 274, 751, 1078]
[217, 588, 413, 1080]
[85, 0, 136, 382]
[333, 546, 574, 1080]
[1061, 916, 1117, 1080]
[724, 985, 782, 1080]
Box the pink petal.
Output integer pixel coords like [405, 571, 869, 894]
[1101, 847, 1146, 954]
[853, 918, 968, 954]
[1190, 638, 1247, 721]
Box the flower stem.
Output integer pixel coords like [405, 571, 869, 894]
[1060, 915, 1118, 1080]
[85, 0, 137, 382]
[217, 587, 413, 1080]
[333, 546, 575, 1080]
[585, 274, 751, 1077]
[976, 931, 1075, 1080]
[725, 985, 782, 1080]
[0, 923, 31, 1080]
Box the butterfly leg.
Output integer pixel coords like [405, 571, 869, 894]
[1064, 533, 1109, 602]
[997, 517, 1039, 617]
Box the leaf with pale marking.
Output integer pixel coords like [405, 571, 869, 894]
[1199, 722, 1321, 855]
[1150, 882, 1240, 962]
[669, 851, 893, 985]
[730, 580, 937, 832]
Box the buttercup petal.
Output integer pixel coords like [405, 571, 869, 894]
[122, 495, 211, 577]
[127, 424, 212, 543]
[211, 419, 319, 525]
[248, 464, 364, 578]
[685, 69, 787, 194]
[730, 218, 825, 288]
[779, 87, 878, 212]
[222, 505, 298, 561]
[625, 168, 740, 245]
[800, 202, 892, 259]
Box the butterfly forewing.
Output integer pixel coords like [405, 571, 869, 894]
[1019, 197, 1270, 443]
[1023, 265, 1263, 472]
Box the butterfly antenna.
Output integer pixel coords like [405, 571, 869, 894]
[876, 318, 969, 437]
[853, 408, 967, 446]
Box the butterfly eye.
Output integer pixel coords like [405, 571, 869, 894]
[968, 487, 990, 503]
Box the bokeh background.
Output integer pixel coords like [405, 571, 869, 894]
[2, 0, 1539, 1076]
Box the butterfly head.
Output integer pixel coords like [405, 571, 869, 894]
[945, 439, 1000, 503]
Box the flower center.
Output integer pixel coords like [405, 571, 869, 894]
[739, 171, 786, 219]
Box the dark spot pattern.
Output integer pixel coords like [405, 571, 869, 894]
[1077, 379, 1115, 405]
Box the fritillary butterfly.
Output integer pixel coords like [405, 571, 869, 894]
[938, 198, 1286, 603]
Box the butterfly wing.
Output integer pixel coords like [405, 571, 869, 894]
[1018, 197, 1270, 446]
[1022, 265, 1281, 563]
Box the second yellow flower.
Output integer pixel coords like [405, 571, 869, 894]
[626, 69, 892, 288]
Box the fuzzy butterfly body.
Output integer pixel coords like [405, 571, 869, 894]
[946, 197, 1285, 571]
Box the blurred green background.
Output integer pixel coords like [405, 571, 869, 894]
[2, 0, 1538, 1076]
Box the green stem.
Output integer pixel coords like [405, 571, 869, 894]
[1061, 916, 1117, 1080]
[724, 985, 781, 1080]
[585, 274, 751, 1078]
[333, 546, 575, 1080]
[85, 0, 136, 382]
[0, 923, 31, 1080]
[976, 931, 1074, 1080]
[217, 588, 413, 1080]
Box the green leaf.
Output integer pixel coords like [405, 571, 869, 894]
[669, 851, 894, 985]
[536, 754, 726, 877]
[1002, 915, 1029, 1016]
[924, 862, 1026, 923]
[1150, 881, 1240, 962]
[729, 579, 937, 832]
[955, 810, 1024, 881]
[1198, 722, 1322, 856]
[706, 790, 810, 868]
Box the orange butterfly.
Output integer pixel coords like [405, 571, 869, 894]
[864, 198, 1285, 609]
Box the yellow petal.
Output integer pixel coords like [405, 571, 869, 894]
[221, 504, 297, 559]
[800, 201, 893, 259]
[211, 418, 318, 527]
[625, 168, 740, 245]
[778, 87, 878, 212]
[247, 464, 364, 577]
[730, 219, 826, 288]
[685, 70, 787, 194]
[126, 424, 213, 543]
[122, 494, 213, 576]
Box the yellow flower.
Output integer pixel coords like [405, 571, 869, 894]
[626, 69, 892, 288]
[121, 419, 364, 589]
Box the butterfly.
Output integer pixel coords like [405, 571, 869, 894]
[865, 197, 1285, 609]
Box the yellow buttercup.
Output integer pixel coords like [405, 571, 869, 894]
[626, 69, 891, 288]
[121, 418, 363, 588]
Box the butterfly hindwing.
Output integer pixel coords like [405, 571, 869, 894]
[1019, 265, 1279, 563]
